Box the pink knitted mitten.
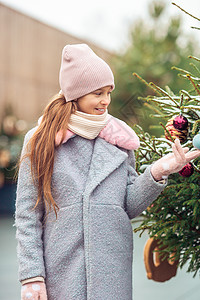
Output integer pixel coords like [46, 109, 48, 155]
[21, 282, 47, 300]
[99, 117, 140, 150]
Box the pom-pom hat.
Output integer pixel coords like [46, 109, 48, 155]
[59, 44, 115, 102]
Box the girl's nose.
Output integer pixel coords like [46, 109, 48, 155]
[100, 96, 110, 106]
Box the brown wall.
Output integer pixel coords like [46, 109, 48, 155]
[0, 3, 113, 125]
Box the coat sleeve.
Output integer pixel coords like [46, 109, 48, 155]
[14, 127, 46, 282]
[125, 150, 167, 220]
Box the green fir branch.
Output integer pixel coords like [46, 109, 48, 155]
[171, 66, 192, 76]
[189, 55, 200, 63]
[139, 137, 163, 157]
[180, 74, 200, 82]
[180, 94, 184, 107]
[143, 102, 165, 117]
[160, 122, 175, 142]
[189, 62, 200, 77]
[183, 105, 200, 111]
[172, 2, 200, 22]
[181, 90, 192, 100]
[192, 120, 200, 134]
[187, 97, 200, 104]
[149, 82, 180, 106]
[132, 72, 150, 88]
[191, 26, 200, 31]
[147, 97, 177, 108]
[186, 74, 200, 95]
[133, 72, 163, 96]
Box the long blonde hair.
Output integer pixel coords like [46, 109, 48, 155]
[18, 93, 77, 217]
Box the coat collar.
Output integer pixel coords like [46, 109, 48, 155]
[84, 137, 128, 196]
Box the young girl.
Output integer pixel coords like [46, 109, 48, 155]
[15, 44, 200, 300]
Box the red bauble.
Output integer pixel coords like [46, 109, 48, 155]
[179, 163, 194, 177]
[173, 115, 188, 130]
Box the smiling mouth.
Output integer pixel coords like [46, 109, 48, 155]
[95, 108, 105, 112]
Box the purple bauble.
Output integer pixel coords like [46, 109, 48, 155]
[173, 115, 188, 130]
[179, 163, 194, 177]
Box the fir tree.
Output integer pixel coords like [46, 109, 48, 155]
[132, 2, 200, 278]
[133, 55, 200, 277]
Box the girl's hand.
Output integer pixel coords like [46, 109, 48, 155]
[21, 282, 47, 300]
[151, 139, 200, 181]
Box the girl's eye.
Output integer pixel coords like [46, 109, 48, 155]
[94, 91, 111, 96]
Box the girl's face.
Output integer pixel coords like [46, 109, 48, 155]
[76, 85, 112, 115]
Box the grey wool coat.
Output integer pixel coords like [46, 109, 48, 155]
[15, 125, 167, 300]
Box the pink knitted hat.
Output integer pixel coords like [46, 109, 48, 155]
[59, 44, 115, 102]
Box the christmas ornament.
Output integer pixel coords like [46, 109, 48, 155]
[144, 238, 179, 282]
[179, 162, 194, 177]
[193, 132, 200, 149]
[173, 115, 188, 130]
[165, 115, 188, 143]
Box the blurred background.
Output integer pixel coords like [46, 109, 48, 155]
[0, 0, 200, 299]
